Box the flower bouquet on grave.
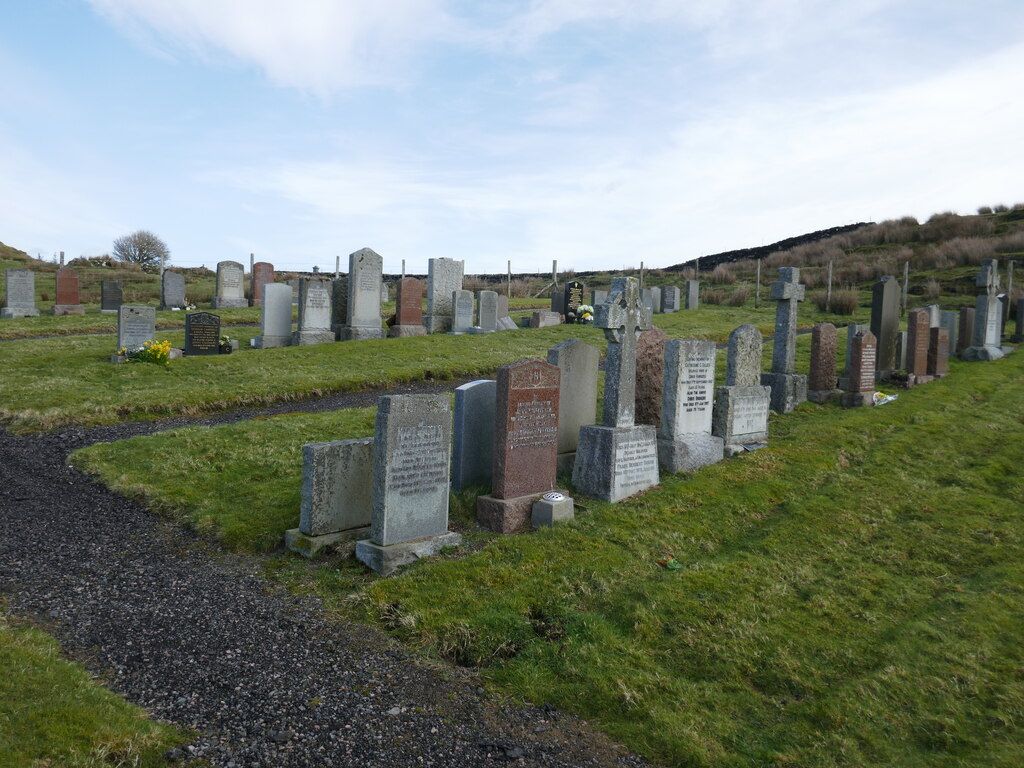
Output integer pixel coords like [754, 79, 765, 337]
[119, 339, 172, 367]
[219, 335, 234, 354]
[576, 304, 594, 324]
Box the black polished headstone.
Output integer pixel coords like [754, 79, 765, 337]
[184, 311, 221, 356]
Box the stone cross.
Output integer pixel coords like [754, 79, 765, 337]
[769, 267, 805, 374]
[596, 277, 652, 428]
[977, 259, 1000, 297]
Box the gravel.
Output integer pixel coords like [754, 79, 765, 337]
[0, 382, 652, 768]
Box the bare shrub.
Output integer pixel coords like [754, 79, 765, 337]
[461, 275, 491, 292]
[710, 263, 736, 284]
[920, 212, 994, 242]
[835, 263, 877, 284]
[680, 267, 697, 280]
[1013, 203, 1024, 211]
[978, 205, 993, 215]
[508, 278, 538, 298]
[811, 288, 859, 315]
[726, 285, 749, 306]
[801, 268, 826, 289]
[850, 217, 920, 246]
[923, 278, 942, 300]
[934, 237, 995, 266]
[996, 231, 1024, 254]
[702, 288, 725, 305]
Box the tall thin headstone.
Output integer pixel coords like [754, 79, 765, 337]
[572, 277, 660, 502]
[962, 259, 1004, 361]
[255, 282, 292, 348]
[477, 360, 561, 533]
[251, 262, 275, 307]
[957, 307, 975, 357]
[340, 248, 385, 341]
[940, 311, 959, 358]
[564, 281, 584, 321]
[841, 329, 876, 408]
[52, 267, 84, 315]
[355, 395, 461, 576]
[928, 327, 950, 379]
[657, 339, 724, 472]
[1013, 298, 1024, 343]
[160, 271, 186, 311]
[469, 290, 498, 334]
[870, 275, 900, 376]
[211, 260, 247, 309]
[712, 324, 771, 456]
[761, 267, 807, 414]
[1, 269, 40, 318]
[685, 280, 700, 310]
[547, 339, 600, 474]
[100, 280, 122, 313]
[635, 326, 667, 429]
[807, 323, 841, 404]
[449, 290, 474, 334]
[496, 294, 516, 331]
[390, 277, 427, 337]
[293, 277, 334, 346]
[423, 257, 464, 333]
[906, 308, 932, 383]
[451, 380, 497, 491]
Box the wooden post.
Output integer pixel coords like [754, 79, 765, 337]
[59, 251, 64, 266]
[507, 260, 512, 297]
[552, 259, 558, 289]
[335, 255, 340, 279]
[250, 252, 256, 301]
[901, 260, 910, 317]
[826, 260, 833, 313]
[401, 259, 406, 279]
[755, 258, 761, 308]
[1006, 260, 1015, 327]
[640, 261, 645, 288]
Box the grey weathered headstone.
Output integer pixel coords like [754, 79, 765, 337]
[841, 329, 877, 408]
[661, 286, 680, 313]
[657, 338, 724, 472]
[641, 287, 656, 314]
[1014, 298, 1024, 343]
[381, 282, 390, 304]
[100, 279, 123, 313]
[495, 294, 516, 331]
[685, 280, 699, 310]
[572, 277, 660, 501]
[355, 395, 461, 576]
[870, 275, 900, 375]
[255, 282, 293, 348]
[895, 330, 908, 371]
[116, 305, 156, 351]
[925, 304, 942, 328]
[712, 324, 771, 456]
[211, 260, 247, 309]
[1, 269, 40, 318]
[529, 310, 561, 328]
[590, 289, 608, 306]
[469, 290, 498, 334]
[340, 248, 385, 341]
[807, 323, 841, 404]
[648, 286, 662, 315]
[962, 259, 1004, 361]
[286, 438, 373, 558]
[957, 307, 975, 357]
[184, 311, 221, 356]
[940, 311, 959, 356]
[547, 339, 600, 474]
[761, 267, 807, 414]
[451, 380, 496, 491]
[449, 289, 474, 334]
[423, 257, 464, 333]
[550, 290, 565, 316]
[160, 271, 186, 310]
[293, 277, 334, 346]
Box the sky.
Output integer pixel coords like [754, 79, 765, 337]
[1, 1, 1023, 275]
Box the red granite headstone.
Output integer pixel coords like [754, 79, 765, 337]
[928, 326, 950, 377]
[849, 330, 877, 393]
[809, 322, 838, 391]
[906, 308, 930, 378]
[55, 267, 79, 305]
[634, 326, 667, 429]
[251, 262, 275, 306]
[492, 359, 560, 500]
[396, 278, 423, 326]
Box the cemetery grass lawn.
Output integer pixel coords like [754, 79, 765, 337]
[2, 306, 799, 433]
[0, 307, 263, 340]
[70, 344, 1024, 766]
[0, 611, 188, 767]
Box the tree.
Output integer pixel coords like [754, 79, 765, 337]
[112, 230, 170, 273]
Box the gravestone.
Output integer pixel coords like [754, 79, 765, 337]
[477, 360, 561, 533]
[661, 286, 680, 313]
[925, 304, 942, 327]
[355, 395, 461, 576]
[451, 380, 497, 491]
[390, 277, 427, 337]
[529, 310, 561, 328]
[340, 248, 385, 341]
[381, 283, 389, 304]
[331, 277, 348, 339]
[906, 308, 932, 383]
[657, 338, 724, 472]
[469, 290, 498, 334]
[641, 288, 656, 314]
[685, 280, 699, 310]
[251, 262, 275, 306]
[635, 326, 667, 429]
[648, 287, 662, 315]
[547, 339, 600, 474]
[940, 311, 959, 357]
[2, 269, 40, 318]
[957, 307, 975, 357]
[255, 282, 293, 348]
[572, 277, 660, 502]
[286, 278, 300, 304]
[590, 289, 608, 306]
[184, 311, 221, 356]
[160, 271, 186, 311]
[962, 259, 1004, 361]
[100, 280, 123, 313]
[449, 290, 475, 334]
[496, 294, 516, 331]
[286, 438, 373, 558]
[761, 267, 807, 413]
[211, 260, 247, 309]
[870, 275, 900, 375]
[807, 323, 841, 403]
[116, 305, 155, 351]
[52, 267, 84, 315]
[841, 329, 877, 408]
[1014, 298, 1024, 343]
[712, 324, 771, 456]
[928, 326, 950, 379]
[564, 281, 584, 322]
[423, 257, 464, 333]
[895, 331, 908, 371]
[840, 323, 870, 388]
[293, 277, 334, 345]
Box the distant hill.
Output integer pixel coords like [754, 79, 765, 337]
[0, 241, 32, 263]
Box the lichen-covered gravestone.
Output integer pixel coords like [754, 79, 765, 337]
[841, 329, 876, 408]
[211, 260, 247, 309]
[572, 277, 660, 502]
[940, 311, 959, 358]
[451, 380, 496, 491]
[286, 438, 373, 558]
[685, 280, 699, 310]
[547, 339, 599, 474]
[760, 267, 807, 413]
[52, 267, 84, 315]
[292, 277, 334, 346]
[424, 257, 464, 333]
[807, 323, 841, 404]
[469, 290, 498, 334]
[340, 248, 385, 341]
[2, 269, 40, 318]
[661, 286, 680, 313]
[962, 259, 1004, 361]
[255, 283, 293, 348]
[477, 360, 561, 532]
[657, 338, 724, 473]
[355, 395, 461, 576]
[712, 324, 771, 456]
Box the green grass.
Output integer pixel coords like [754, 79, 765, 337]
[71, 343, 1024, 766]
[0, 306, 263, 340]
[0, 612, 188, 767]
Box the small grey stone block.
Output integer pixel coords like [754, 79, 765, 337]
[211, 297, 249, 309]
[355, 532, 462, 577]
[760, 372, 807, 414]
[389, 325, 427, 337]
[572, 424, 659, 502]
[285, 526, 370, 559]
[840, 391, 874, 408]
[339, 327, 386, 341]
[656, 435, 724, 474]
[532, 496, 574, 527]
[293, 329, 336, 346]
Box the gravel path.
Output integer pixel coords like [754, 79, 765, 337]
[0, 385, 652, 768]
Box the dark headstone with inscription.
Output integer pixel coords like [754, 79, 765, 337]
[563, 280, 584, 321]
[661, 285, 681, 313]
[389, 277, 427, 337]
[449, 290, 475, 334]
[927, 326, 950, 378]
[657, 338, 724, 473]
[807, 323, 841, 403]
[355, 395, 461, 576]
[841, 329, 876, 407]
[957, 307, 975, 358]
[2, 269, 40, 318]
[52, 267, 84, 315]
[100, 280, 123, 314]
[906, 308, 932, 384]
[251, 262, 275, 306]
[477, 360, 561, 533]
[184, 311, 221, 356]
[712, 324, 771, 456]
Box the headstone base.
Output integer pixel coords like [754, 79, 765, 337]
[572, 424, 659, 503]
[52, 304, 85, 316]
[478, 492, 562, 534]
[909, 374, 935, 385]
[724, 442, 767, 457]
[389, 325, 427, 338]
[961, 345, 1004, 361]
[656, 435, 724, 474]
[285, 525, 370, 559]
[807, 388, 842, 404]
[760, 372, 807, 414]
[100, 309, 118, 314]
[467, 326, 494, 334]
[532, 496, 574, 527]
[556, 452, 576, 475]
[529, 311, 561, 328]
[292, 329, 336, 346]
[355, 532, 462, 577]
[339, 327, 386, 341]
[254, 335, 292, 349]
[1, 308, 40, 318]
[423, 315, 452, 334]
[211, 297, 248, 309]
[840, 392, 874, 408]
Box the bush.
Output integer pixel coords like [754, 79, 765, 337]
[726, 286, 749, 306]
[709, 264, 736, 284]
[933, 237, 995, 266]
[923, 278, 942, 300]
[811, 288, 859, 315]
[978, 205, 993, 215]
[702, 288, 725, 305]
